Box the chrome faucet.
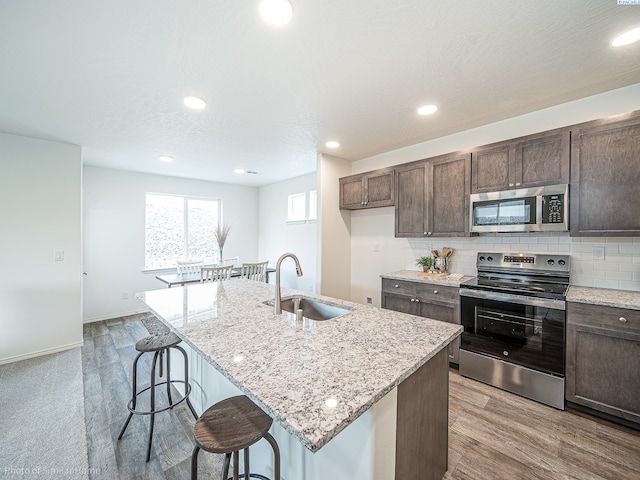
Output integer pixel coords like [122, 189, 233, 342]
[274, 253, 303, 314]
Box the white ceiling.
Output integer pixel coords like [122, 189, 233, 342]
[1, 0, 639, 187]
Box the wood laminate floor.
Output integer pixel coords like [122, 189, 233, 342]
[83, 315, 640, 479]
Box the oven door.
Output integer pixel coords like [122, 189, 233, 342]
[459, 289, 565, 377]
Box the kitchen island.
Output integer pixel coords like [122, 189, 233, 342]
[136, 279, 462, 480]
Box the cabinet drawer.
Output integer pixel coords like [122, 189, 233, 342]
[567, 302, 640, 333]
[382, 278, 416, 297]
[415, 285, 459, 305]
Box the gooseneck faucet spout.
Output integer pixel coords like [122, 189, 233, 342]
[274, 253, 303, 314]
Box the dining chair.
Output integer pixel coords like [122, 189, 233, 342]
[240, 261, 269, 282]
[200, 265, 234, 283]
[223, 256, 240, 268]
[177, 259, 204, 274]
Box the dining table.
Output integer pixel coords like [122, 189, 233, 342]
[155, 267, 276, 287]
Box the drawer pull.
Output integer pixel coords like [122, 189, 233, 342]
[410, 298, 415, 302]
[433, 290, 438, 294]
[619, 317, 628, 324]
[415, 299, 420, 303]
[394, 284, 399, 288]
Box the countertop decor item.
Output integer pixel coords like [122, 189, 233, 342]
[416, 255, 435, 272]
[213, 223, 231, 264]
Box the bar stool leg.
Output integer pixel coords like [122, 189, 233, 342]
[263, 432, 281, 480]
[146, 350, 160, 462]
[243, 448, 250, 480]
[233, 450, 240, 480]
[166, 348, 173, 406]
[190, 446, 200, 480]
[118, 352, 143, 440]
[222, 453, 231, 480]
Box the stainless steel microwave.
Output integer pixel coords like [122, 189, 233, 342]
[470, 184, 569, 233]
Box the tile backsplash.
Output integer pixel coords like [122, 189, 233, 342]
[404, 233, 640, 292]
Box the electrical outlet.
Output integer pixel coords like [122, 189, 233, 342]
[373, 242, 379, 252]
[593, 246, 605, 261]
[366, 297, 373, 304]
[122, 292, 129, 300]
[54, 250, 64, 261]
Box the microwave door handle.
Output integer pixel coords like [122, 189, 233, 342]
[536, 195, 543, 225]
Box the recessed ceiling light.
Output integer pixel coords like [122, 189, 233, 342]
[612, 26, 640, 47]
[183, 96, 206, 109]
[258, 0, 293, 26]
[234, 168, 246, 174]
[159, 155, 174, 163]
[417, 104, 438, 115]
[326, 140, 340, 148]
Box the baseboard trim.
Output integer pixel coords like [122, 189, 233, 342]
[83, 308, 150, 324]
[0, 341, 83, 366]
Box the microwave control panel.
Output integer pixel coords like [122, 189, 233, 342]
[542, 193, 564, 224]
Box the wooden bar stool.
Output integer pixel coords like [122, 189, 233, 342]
[118, 332, 198, 462]
[191, 395, 280, 480]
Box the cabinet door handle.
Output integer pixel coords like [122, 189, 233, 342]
[415, 299, 420, 303]
[410, 298, 415, 302]
[509, 183, 514, 187]
[394, 284, 399, 288]
[515, 182, 521, 186]
[427, 232, 432, 236]
[364, 201, 368, 205]
[433, 290, 438, 294]
[619, 317, 628, 323]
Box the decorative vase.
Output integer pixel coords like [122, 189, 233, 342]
[219, 246, 224, 266]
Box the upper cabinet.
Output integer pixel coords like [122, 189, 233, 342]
[395, 152, 471, 237]
[471, 128, 570, 193]
[339, 167, 395, 210]
[570, 111, 640, 237]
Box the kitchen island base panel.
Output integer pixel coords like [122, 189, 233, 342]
[173, 342, 401, 480]
[396, 347, 449, 480]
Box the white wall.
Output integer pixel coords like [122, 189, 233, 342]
[83, 166, 259, 322]
[258, 173, 317, 291]
[0, 132, 82, 364]
[348, 83, 640, 306]
[317, 154, 353, 300]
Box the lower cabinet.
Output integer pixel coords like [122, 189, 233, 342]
[382, 278, 460, 364]
[566, 302, 640, 425]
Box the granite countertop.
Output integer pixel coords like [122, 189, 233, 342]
[381, 269, 474, 287]
[136, 279, 462, 453]
[567, 286, 640, 311]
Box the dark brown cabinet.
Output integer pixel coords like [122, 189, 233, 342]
[395, 152, 471, 238]
[471, 128, 570, 193]
[339, 168, 395, 210]
[382, 278, 460, 364]
[570, 111, 640, 236]
[566, 302, 640, 425]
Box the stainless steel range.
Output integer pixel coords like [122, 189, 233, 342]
[459, 252, 570, 410]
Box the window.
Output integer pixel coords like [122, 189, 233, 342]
[287, 192, 306, 222]
[145, 193, 221, 269]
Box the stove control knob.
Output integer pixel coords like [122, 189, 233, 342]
[487, 256, 493, 262]
[479, 256, 485, 262]
[558, 259, 566, 266]
[547, 259, 555, 266]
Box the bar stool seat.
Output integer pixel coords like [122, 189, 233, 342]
[191, 395, 280, 480]
[118, 331, 197, 462]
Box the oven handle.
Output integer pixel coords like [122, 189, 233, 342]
[459, 288, 566, 311]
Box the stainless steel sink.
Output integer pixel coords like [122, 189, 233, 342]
[264, 296, 353, 321]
